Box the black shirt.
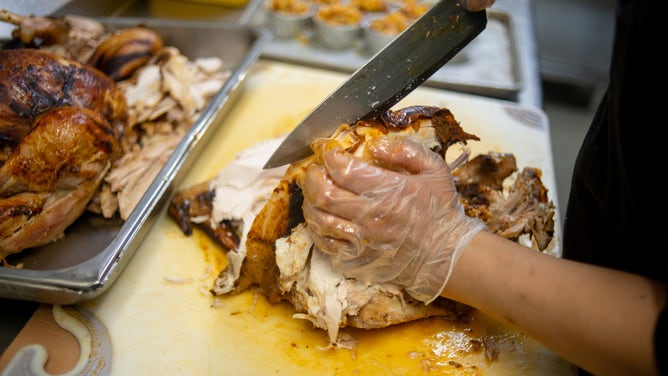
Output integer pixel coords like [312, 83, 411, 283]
[562, 0, 667, 373]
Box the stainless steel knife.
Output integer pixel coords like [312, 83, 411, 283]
[263, 0, 487, 169]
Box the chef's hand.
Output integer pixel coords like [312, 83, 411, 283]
[302, 136, 487, 304]
[460, 0, 496, 12]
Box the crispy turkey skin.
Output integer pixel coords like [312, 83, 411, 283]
[0, 49, 127, 257]
[0, 49, 128, 150]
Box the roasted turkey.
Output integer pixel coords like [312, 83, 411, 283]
[0, 11, 231, 258]
[0, 48, 128, 257]
[168, 106, 556, 347]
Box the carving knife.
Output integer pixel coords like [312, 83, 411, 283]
[263, 0, 487, 169]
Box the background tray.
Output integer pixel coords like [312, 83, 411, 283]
[0, 18, 272, 305]
[240, 0, 523, 100]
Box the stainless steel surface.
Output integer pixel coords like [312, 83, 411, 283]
[242, 0, 522, 101]
[0, 18, 272, 305]
[500, 0, 542, 108]
[263, 0, 486, 169]
[536, 0, 613, 94]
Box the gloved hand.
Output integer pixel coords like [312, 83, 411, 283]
[460, 0, 496, 12]
[301, 135, 487, 304]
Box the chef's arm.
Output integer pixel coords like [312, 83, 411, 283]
[442, 230, 666, 376]
[303, 135, 665, 375]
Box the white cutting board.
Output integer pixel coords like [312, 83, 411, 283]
[73, 61, 570, 375]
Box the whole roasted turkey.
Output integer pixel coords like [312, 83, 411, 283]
[0, 48, 128, 257]
[169, 105, 556, 347]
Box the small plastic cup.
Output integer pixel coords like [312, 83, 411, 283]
[313, 4, 363, 50]
[361, 12, 407, 55]
[265, 0, 315, 39]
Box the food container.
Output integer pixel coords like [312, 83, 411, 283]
[395, 0, 429, 18]
[0, 18, 272, 305]
[265, 0, 314, 38]
[361, 12, 406, 54]
[312, 4, 362, 50]
[350, 0, 390, 13]
[362, 9, 467, 61]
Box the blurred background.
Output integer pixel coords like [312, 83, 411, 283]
[537, 0, 614, 224]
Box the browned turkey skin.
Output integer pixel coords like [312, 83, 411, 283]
[88, 26, 165, 81]
[168, 182, 240, 252]
[0, 49, 128, 151]
[0, 49, 127, 257]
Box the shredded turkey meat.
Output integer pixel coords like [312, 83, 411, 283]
[95, 47, 231, 220]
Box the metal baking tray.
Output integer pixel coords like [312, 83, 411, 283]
[239, 0, 523, 100]
[0, 18, 272, 305]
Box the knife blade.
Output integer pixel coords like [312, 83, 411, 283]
[263, 0, 487, 169]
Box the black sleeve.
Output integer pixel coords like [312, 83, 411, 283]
[563, 0, 668, 278]
[561, 0, 668, 372]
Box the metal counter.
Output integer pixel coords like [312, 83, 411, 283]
[493, 0, 543, 107]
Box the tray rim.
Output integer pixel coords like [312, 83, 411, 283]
[0, 17, 273, 304]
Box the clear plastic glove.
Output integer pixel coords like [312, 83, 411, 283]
[302, 135, 487, 304]
[460, 0, 496, 12]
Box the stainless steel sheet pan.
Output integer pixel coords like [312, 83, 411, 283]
[240, 0, 523, 100]
[0, 18, 272, 305]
